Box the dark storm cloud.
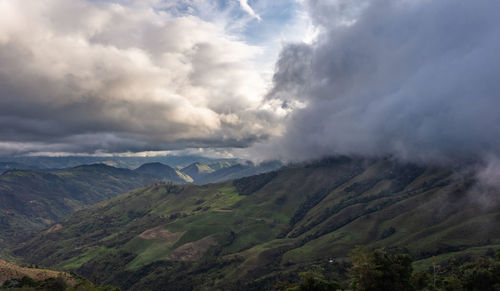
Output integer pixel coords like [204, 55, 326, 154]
[255, 0, 500, 165]
[0, 0, 281, 156]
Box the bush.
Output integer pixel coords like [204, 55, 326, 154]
[39, 276, 68, 291]
[348, 248, 412, 291]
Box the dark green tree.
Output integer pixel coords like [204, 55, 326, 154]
[460, 258, 500, 291]
[348, 247, 413, 291]
[442, 275, 463, 291]
[411, 270, 432, 290]
[297, 271, 341, 291]
[273, 269, 341, 291]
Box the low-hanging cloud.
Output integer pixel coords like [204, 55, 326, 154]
[253, 0, 500, 165]
[0, 0, 282, 156]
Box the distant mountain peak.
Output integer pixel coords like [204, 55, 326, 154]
[136, 162, 171, 169]
[135, 162, 191, 183]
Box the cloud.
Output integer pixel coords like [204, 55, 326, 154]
[0, 0, 283, 156]
[251, 0, 500, 165]
[239, 0, 261, 21]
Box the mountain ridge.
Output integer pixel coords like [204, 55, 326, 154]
[14, 157, 500, 290]
[134, 162, 192, 183]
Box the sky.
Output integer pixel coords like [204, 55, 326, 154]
[0, 0, 312, 157]
[1, 0, 500, 168]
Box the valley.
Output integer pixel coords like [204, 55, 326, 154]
[0, 158, 281, 259]
[9, 157, 499, 290]
[0, 164, 151, 257]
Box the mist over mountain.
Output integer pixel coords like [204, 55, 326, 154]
[252, 0, 500, 168]
[1, 0, 498, 171]
[1, 0, 500, 289]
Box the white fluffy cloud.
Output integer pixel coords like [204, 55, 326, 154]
[238, 0, 261, 21]
[0, 0, 283, 155]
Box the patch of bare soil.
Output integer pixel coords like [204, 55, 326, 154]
[167, 237, 218, 261]
[0, 259, 75, 286]
[40, 223, 63, 235]
[139, 226, 184, 247]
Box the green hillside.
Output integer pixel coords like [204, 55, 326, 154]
[181, 160, 282, 185]
[14, 158, 500, 290]
[134, 162, 193, 183]
[0, 164, 153, 255]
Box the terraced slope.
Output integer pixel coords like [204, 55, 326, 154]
[16, 158, 500, 290]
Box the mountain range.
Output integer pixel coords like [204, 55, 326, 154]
[12, 157, 499, 290]
[135, 162, 194, 184]
[0, 162, 37, 174]
[0, 159, 282, 260]
[0, 155, 233, 171]
[179, 161, 282, 185]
